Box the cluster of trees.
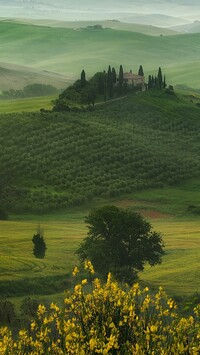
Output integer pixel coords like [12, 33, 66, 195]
[148, 67, 166, 89]
[54, 64, 145, 110]
[1, 83, 57, 99]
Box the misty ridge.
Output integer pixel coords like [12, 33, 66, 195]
[1, 0, 200, 25]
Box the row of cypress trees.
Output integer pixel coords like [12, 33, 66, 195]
[81, 64, 145, 100]
[56, 64, 166, 109]
[148, 67, 166, 89]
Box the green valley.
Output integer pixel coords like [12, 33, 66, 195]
[0, 17, 200, 308]
[1, 3, 200, 352]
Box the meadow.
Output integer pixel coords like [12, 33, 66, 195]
[0, 95, 55, 114]
[0, 181, 200, 303]
[1, 20, 200, 89]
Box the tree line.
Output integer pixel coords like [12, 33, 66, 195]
[1, 83, 57, 99]
[53, 64, 166, 110]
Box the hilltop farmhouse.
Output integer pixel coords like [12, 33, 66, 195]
[123, 70, 145, 87]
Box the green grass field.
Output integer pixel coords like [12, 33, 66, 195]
[1, 180, 200, 301]
[1, 20, 200, 89]
[0, 95, 55, 113]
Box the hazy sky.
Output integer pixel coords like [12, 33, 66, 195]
[0, 1, 200, 24]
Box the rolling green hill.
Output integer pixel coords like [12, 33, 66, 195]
[11, 19, 179, 36]
[0, 63, 72, 91]
[1, 89, 200, 213]
[1, 20, 200, 90]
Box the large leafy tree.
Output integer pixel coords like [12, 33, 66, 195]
[77, 205, 164, 284]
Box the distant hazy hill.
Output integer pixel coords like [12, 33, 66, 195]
[121, 14, 189, 27]
[171, 21, 200, 33]
[0, 63, 72, 91]
[1, 21, 200, 90]
[0, 0, 200, 23]
[12, 19, 178, 36]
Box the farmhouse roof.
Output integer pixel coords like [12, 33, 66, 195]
[123, 72, 143, 79]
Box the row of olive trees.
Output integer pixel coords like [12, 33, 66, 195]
[1, 93, 199, 213]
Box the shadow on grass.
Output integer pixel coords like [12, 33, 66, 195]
[0, 274, 72, 297]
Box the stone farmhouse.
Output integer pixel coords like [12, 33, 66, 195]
[123, 70, 145, 87]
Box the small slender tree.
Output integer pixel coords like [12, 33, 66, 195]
[148, 75, 152, 89]
[118, 64, 124, 95]
[80, 69, 86, 88]
[138, 65, 144, 77]
[107, 65, 113, 98]
[103, 70, 107, 101]
[157, 67, 163, 89]
[32, 225, 46, 259]
[112, 67, 117, 85]
[163, 75, 167, 88]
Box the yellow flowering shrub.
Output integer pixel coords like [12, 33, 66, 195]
[0, 264, 200, 354]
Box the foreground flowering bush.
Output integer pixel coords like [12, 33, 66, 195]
[0, 262, 200, 354]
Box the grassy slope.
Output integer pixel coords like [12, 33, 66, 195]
[0, 95, 55, 113]
[1, 90, 200, 212]
[0, 63, 72, 91]
[1, 21, 200, 88]
[1, 183, 200, 298]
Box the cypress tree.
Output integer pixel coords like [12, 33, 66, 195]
[118, 65, 124, 94]
[157, 67, 163, 89]
[107, 65, 113, 98]
[103, 70, 107, 101]
[112, 67, 117, 85]
[138, 65, 144, 76]
[148, 75, 152, 89]
[151, 76, 155, 88]
[81, 69, 86, 88]
[163, 75, 167, 88]
[32, 226, 46, 259]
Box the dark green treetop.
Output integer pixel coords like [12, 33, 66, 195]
[157, 67, 163, 89]
[118, 65, 124, 94]
[76, 205, 164, 285]
[32, 225, 47, 259]
[138, 65, 144, 77]
[81, 69, 86, 88]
